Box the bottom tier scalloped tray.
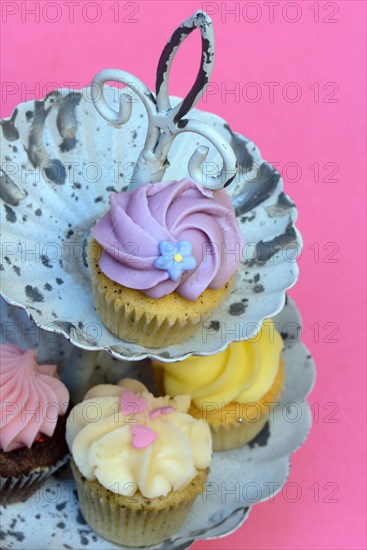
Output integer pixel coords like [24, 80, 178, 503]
[0, 296, 315, 550]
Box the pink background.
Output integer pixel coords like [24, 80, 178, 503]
[1, 1, 366, 548]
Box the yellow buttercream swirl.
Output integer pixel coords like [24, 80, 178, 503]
[154, 319, 283, 408]
[66, 379, 212, 499]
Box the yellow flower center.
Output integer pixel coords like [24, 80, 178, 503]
[173, 253, 183, 263]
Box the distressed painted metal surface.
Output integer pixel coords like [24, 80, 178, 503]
[0, 297, 315, 549]
[0, 297, 138, 403]
[0, 85, 301, 361]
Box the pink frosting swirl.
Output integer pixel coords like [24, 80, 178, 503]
[0, 344, 70, 452]
[92, 178, 243, 301]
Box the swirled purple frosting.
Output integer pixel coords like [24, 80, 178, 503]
[92, 178, 243, 301]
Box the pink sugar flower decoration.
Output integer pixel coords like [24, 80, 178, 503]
[149, 406, 175, 419]
[131, 426, 157, 449]
[120, 390, 147, 416]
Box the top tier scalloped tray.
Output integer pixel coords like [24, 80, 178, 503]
[0, 10, 301, 361]
[0, 88, 301, 361]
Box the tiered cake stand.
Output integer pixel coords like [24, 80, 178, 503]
[0, 11, 314, 549]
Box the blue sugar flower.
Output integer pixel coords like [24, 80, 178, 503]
[154, 240, 197, 282]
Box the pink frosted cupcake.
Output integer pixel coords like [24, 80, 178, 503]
[0, 344, 70, 504]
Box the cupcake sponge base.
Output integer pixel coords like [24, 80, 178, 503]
[87, 239, 233, 348]
[71, 460, 208, 547]
[0, 455, 69, 504]
[190, 362, 285, 451]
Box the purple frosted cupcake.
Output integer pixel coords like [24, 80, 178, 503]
[87, 178, 243, 347]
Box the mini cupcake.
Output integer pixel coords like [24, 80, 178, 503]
[87, 178, 243, 348]
[0, 344, 70, 504]
[66, 378, 212, 547]
[153, 319, 284, 451]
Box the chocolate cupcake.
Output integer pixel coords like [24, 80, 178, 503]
[0, 344, 70, 504]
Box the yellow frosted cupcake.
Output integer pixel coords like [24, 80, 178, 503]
[153, 319, 284, 451]
[87, 178, 243, 348]
[66, 378, 212, 547]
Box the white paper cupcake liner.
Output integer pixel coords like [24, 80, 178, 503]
[71, 460, 202, 547]
[0, 453, 69, 504]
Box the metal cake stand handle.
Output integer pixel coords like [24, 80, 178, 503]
[91, 10, 237, 190]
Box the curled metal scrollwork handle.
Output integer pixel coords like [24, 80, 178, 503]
[91, 10, 237, 191]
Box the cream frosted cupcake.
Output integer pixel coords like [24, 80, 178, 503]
[66, 378, 212, 546]
[0, 344, 70, 503]
[87, 178, 243, 348]
[153, 319, 284, 451]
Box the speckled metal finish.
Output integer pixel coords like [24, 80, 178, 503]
[0, 297, 141, 403]
[0, 296, 315, 549]
[0, 85, 301, 361]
